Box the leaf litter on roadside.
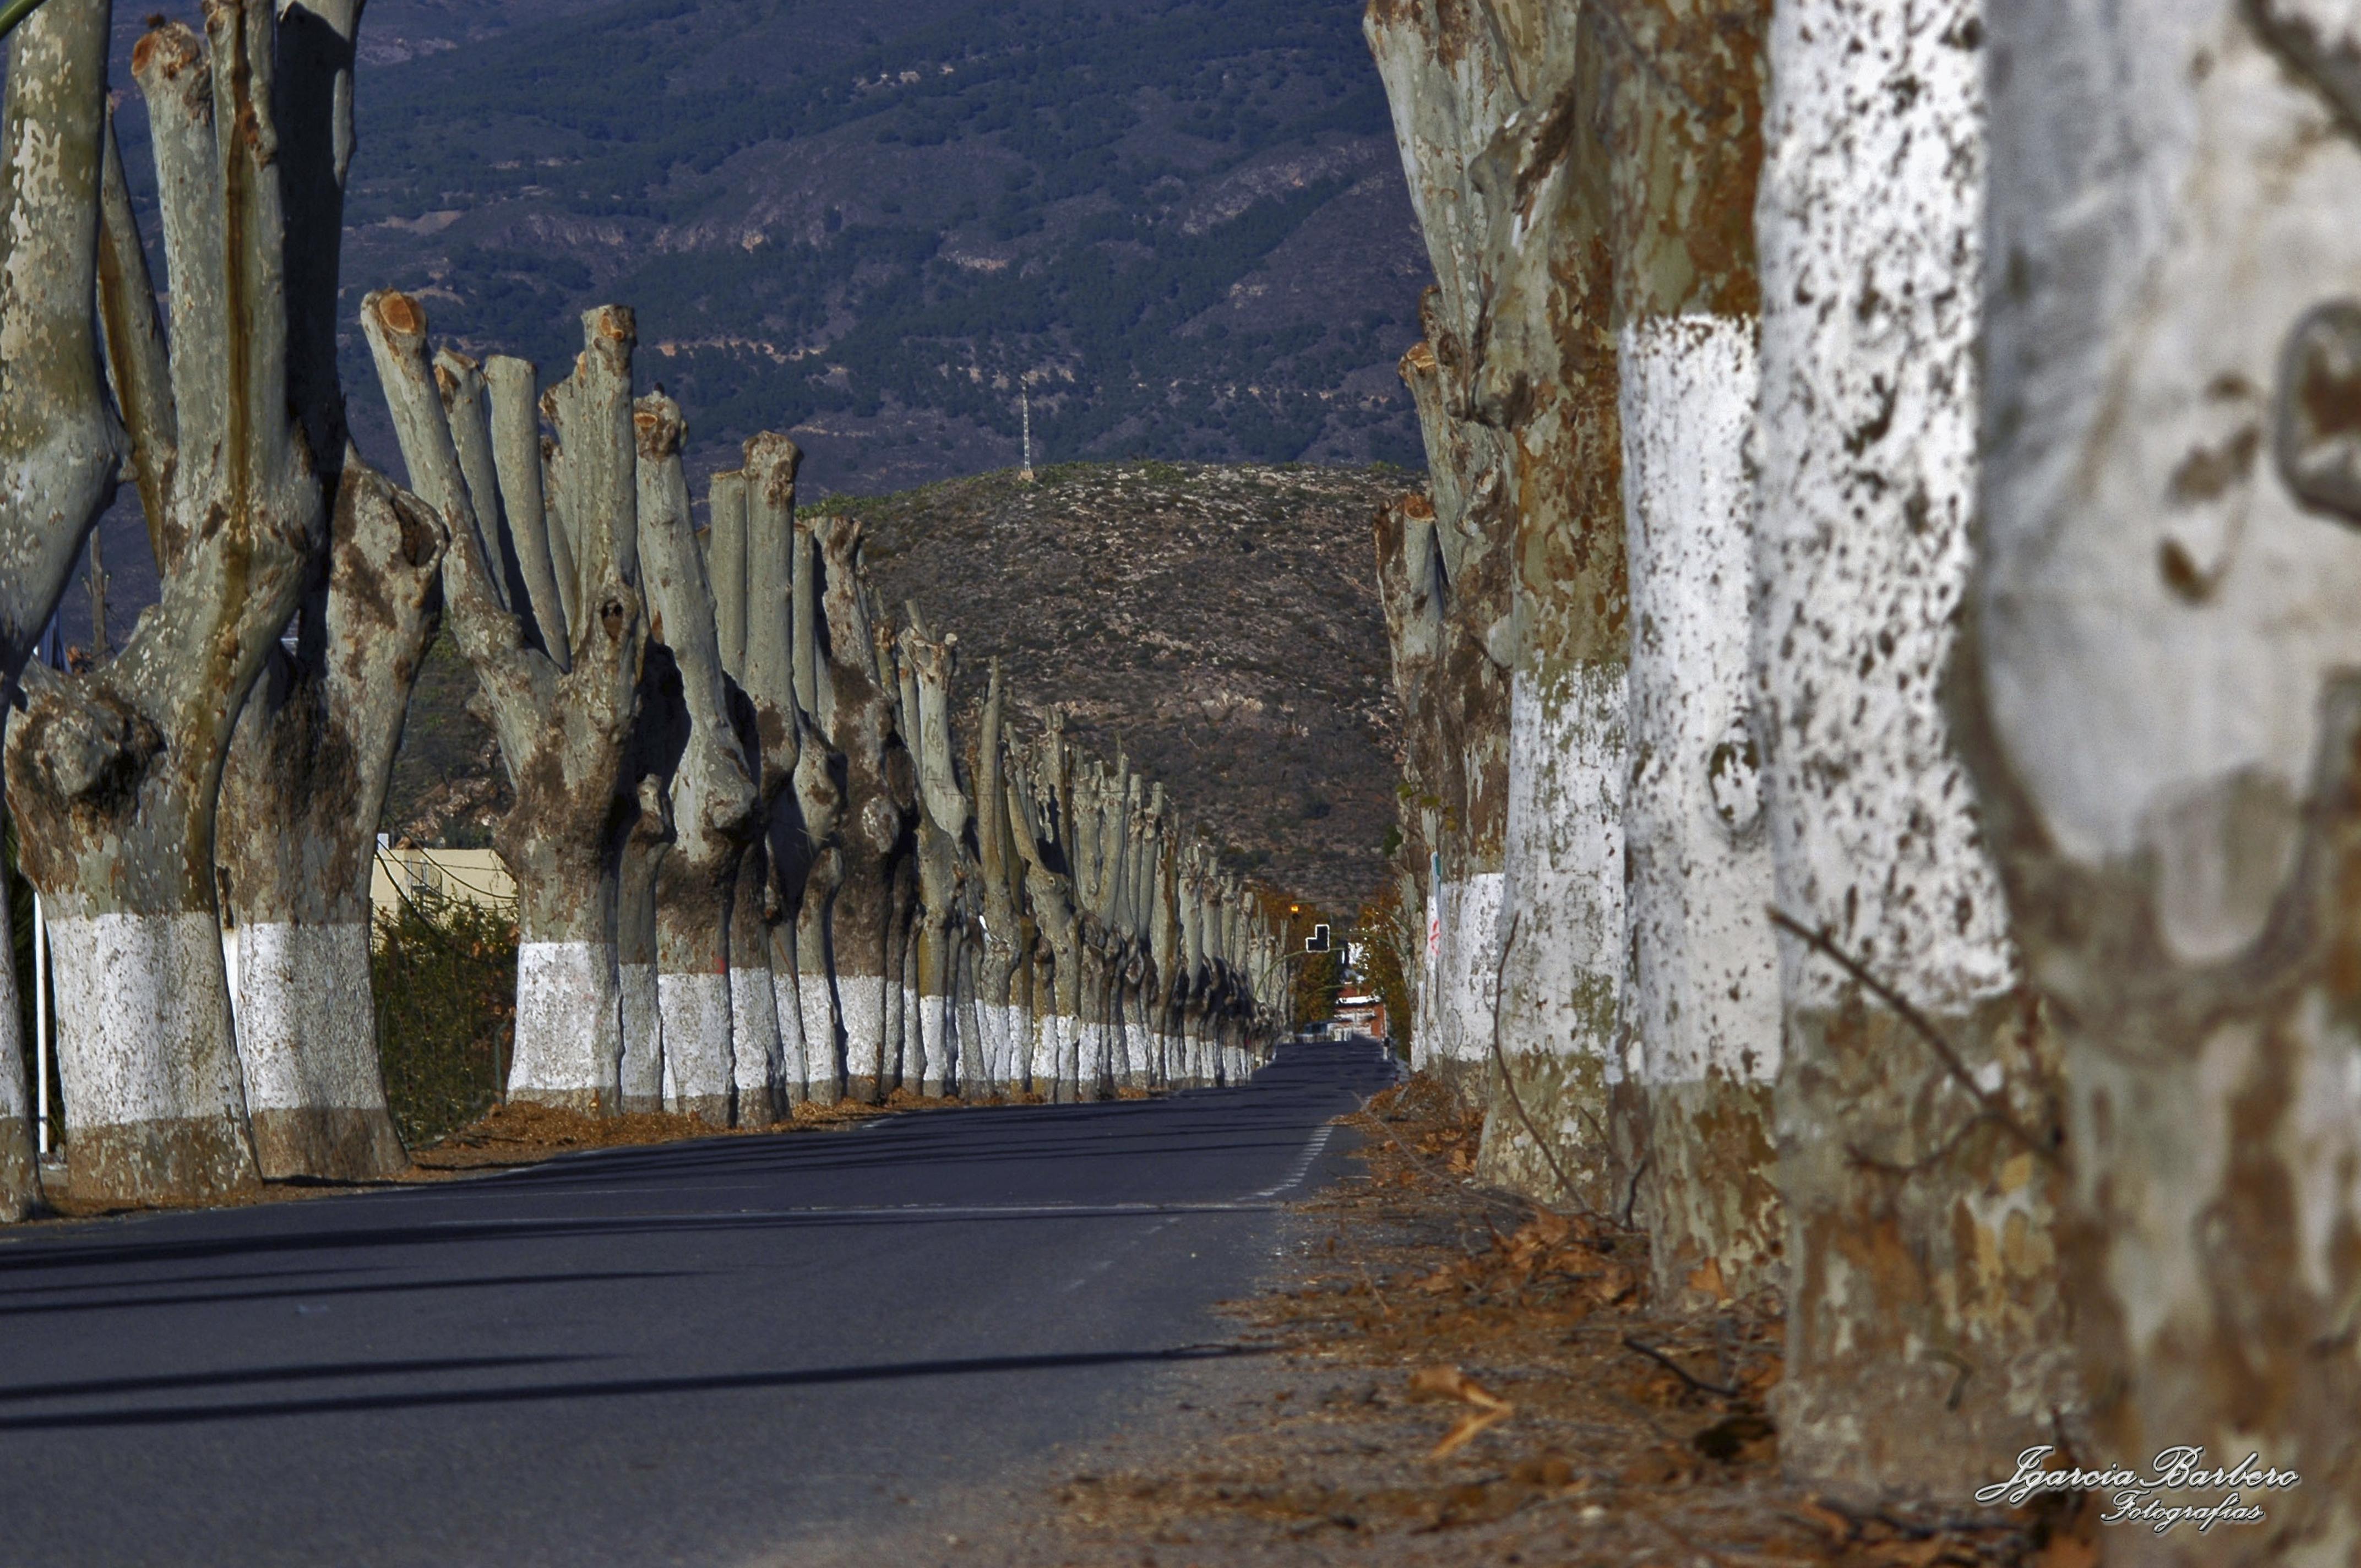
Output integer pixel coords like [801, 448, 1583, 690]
[1039, 1073, 2072, 1566]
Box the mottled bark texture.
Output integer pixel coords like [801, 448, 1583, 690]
[1369, 0, 1548, 1152]
[216, 0, 439, 1183]
[903, 616, 971, 1095]
[1959, 1, 2361, 1553]
[366, 294, 645, 1116]
[9, 4, 328, 1207]
[1362, 0, 1527, 1117]
[634, 407, 759, 1126]
[1602, 1, 1783, 1311]
[217, 462, 442, 1179]
[1752, 0, 2076, 1501]
[810, 514, 915, 1103]
[973, 659, 1025, 1093]
[0, 0, 118, 1217]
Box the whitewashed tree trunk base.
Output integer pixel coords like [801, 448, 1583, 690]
[235, 921, 405, 1180]
[509, 940, 623, 1115]
[50, 912, 257, 1205]
[1482, 663, 1624, 1201]
[658, 970, 733, 1127]
[840, 974, 886, 1103]
[618, 962, 662, 1115]
[1617, 314, 1783, 1309]
[799, 975, 840, 1104]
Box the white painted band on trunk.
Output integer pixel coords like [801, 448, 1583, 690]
[798, 976, 838, 1088]
[1619, 316, 1782, 1086]
[233, 921, 387, 1112]
[510, 940, 622, 1099]
[1426, 873, 1503, 1066]
[49, 912, 246, 1126]
[1498, 663, 1625, 1074]
[659, 970, 733, 1104]
[1753, 0, 2017, 1014]
[619, 962, 662, 1104]
[919, 994, 949, 1084]
[838, 977, 886, 1081]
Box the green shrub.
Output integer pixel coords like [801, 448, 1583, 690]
[372, 892, 518, 1147]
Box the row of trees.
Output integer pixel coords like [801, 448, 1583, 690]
[0, 0, 1285, 1221]
[366, 293, 1287, 1132]
[1369, 0, 2360, 1549]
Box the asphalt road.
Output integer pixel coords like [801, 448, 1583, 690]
[0, 1037, 1399, 1567]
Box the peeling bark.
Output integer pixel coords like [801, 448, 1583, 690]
[218, 460, 443, 1180]
[1750, 0, 2078, 1501]
[1960, 0, 2361, 1550]
[808, 514, 913, 1103]
[0, 0, 118, 1217]
[10, 4, 329, 1207]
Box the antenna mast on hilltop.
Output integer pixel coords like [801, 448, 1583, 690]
[1019, 378, 1036, 484]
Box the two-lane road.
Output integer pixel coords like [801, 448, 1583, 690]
[0, 1038, 1400, 1566]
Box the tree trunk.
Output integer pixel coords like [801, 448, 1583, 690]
[0, 0, 119, 1218]
[12, 7, 328, 1207]
[615, 774, 670, 1114]
[1745, 0, 2080, 1501]
[903, 620, 970, 1097]
[217, 462, 443, 1179]
[366, 294, 646, 1117]
[973, 660, 1021, 1096]
[810, 515, 911, 1103]
[629, 406, 759, 1126]
[1367, 0, 1520, 1101]
[1592, 1, 1786, 1310]
[1955, 0, 2361, 1549]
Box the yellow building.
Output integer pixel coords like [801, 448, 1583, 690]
[369, 840, 518, 918]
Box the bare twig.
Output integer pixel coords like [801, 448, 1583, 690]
[1620, 1155, 1649, 1229]
[1767, 907, 2057, 1164]
[1620, 1336, 1740, 1399]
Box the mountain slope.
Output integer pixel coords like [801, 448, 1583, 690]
[324, 0, 1432, 498]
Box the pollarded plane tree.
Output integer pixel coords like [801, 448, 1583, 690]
[704, 436, 806, 1123]
[631, 395, 759, 1124]
[366, 294, 648, 1115]
[901, 612, 975, 1097]
[7, 2, 333, 1207]
[0, 0, 121, 1218]
[215, 0, 450, 1184]
[806, 513, 916, 1104]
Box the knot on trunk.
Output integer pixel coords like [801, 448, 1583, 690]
[859, 793, 902, 856]
[26, 688, 165, 814]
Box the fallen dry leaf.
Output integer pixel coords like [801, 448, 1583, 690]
[1404, 1366, 1507, 1410]
[1428, 1402, 1514, 1459]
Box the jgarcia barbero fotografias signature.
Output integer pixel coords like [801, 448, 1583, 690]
[1975, 1447, 2300, 1534]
